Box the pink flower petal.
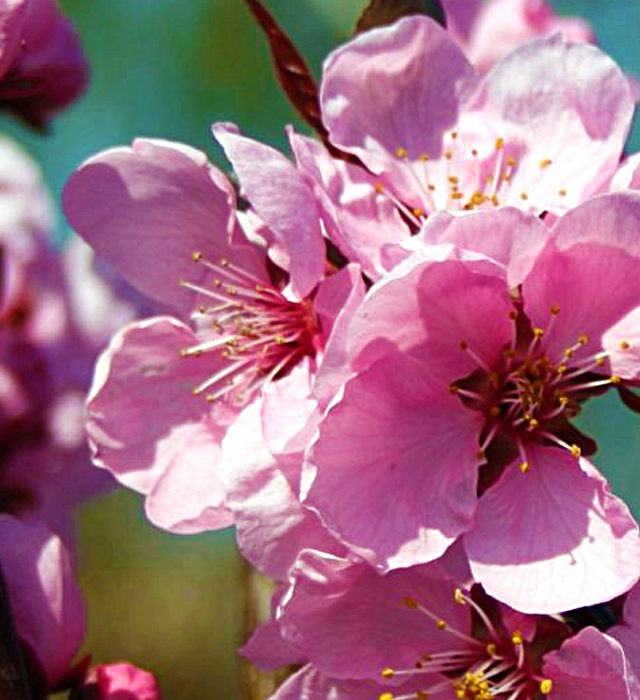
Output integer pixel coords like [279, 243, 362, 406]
[543, 627, 640, 700]
[610, 583, 640, 681]
[62, 138, 248, 314]
[304, 350, 482, 570]
[213, 123, 325, 299]
[465, 447, 640, 613]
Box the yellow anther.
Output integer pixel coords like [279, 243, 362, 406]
[470, 192, 485, 206]
[448, 176, 459, 184]
[610, 375, 622, 385]
[395, 147, 408, 158]
[511, 631, 524, 645]
[403, 596, 419, 609]
[495, 137, 505, 150]
[578, 334, 589, 345]
[506, 156, 518, 167]
[454, 588, 465, 605]
[620, 340, 631, 350]
[486, 643, 497, 657]
[519, 461, 530, 474]
[489, 406, 500, 417]
[520, 192, 529, 201]
[557, 364, 568, 374]
[540, 679, 553, 695]
[596, 356, 606, 366]
[379, 693, 395, 700]
[436, 620, 447, 630]
[564, 348, 574, 359]
[539, 158, 553, 169]
[421, 653, 432, 661]
[491, 196, 500, 206]
[451, 131, 458, 140]
[191, 251, 203, 262]
[558, 188, 567, 197]
[412, 207, 425, 218]
[570, 444, 581, 458]
[559, 396, 569, 406]
[381, 668, 395, 679]
[528, 418, 539, 429]
[550, 305, 560, 315]
[445, 150, 453, 160]
[449, 384, 460, 394]
[418, 153, 430, 161]
[533, 328, 545, 338]
[374, 182, 384, 194]
[451, 192, 464, 200]
[415, 692, 429, 700]
[219, 258, 229, 266]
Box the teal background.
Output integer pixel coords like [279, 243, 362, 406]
[8, 2, 639, 698]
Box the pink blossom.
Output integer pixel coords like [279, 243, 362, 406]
[62, 136, 364, 534]
[255, 550, 640, 700]
[78, 662, 161, 700]
[304, 194, 640, 613]
[318, 16, 631, 232]
[446, 0, 595, 74]
[0, 0, 89, 128]
[0, 514, 85, 688]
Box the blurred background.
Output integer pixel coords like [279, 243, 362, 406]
[5, 1, 640, 698]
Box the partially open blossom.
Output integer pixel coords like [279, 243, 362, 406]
[0, 0, 89, 128]
[75, 662, 161, 700]
[62, 135, 364, 534]
[259, 550, 640, 700]
[304, 194, 640, 613]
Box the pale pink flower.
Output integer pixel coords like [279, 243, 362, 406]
[445, 0, 595, 74]
[62, 135, 364, 533]
[304, 194, 640, 613]
[0, 0, 89, 128]
[318, 16, 632, 232]
[254, 550, 640, 700]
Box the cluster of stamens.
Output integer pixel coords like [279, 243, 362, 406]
[179, 252, 319, 404]
[378, 588, 553, 700]
[450, 304, 627, 472]
[374, 132, 568, 227]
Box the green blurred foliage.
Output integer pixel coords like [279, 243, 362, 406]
[3, 1, 639, 698]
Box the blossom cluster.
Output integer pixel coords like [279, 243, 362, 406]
[0, 2, 161, 699]
[10, 0, 640, 698]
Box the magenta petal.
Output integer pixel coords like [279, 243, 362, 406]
[304, 350, 482, 570]
[610, 583, 640, 681]
[465, 448, 640, 613]
[271, 665, 396, 700]
[0, 515, 84, 685]
[62, 138, 240, 313]
[543, 627, 640, 700]
[278, 551, 470, 679]
[320, 16, 477, 174]
[213, 123, 325, 299]
[241, 616, 307, 671]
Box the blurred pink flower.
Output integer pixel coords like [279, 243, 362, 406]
[304, 194, 640, 613]
[0, 514, 85, 690]
[77, 662, 161, 700]
[0, 0, 89, 128]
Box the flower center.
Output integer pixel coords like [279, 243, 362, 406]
[450, 303, 623, 473]
[179, 252, 320, 404]
[378, 588, 553, 700]
[375, 131, 567, 225]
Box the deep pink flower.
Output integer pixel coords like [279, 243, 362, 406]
[62, 136, 364, 533]
[0, 0, 89, 128]
[304, 194, 640, 613]
[254, 550, 640, 700]
[78, 662, 161, 700]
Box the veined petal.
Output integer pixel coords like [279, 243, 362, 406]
[465, 447, 640, 613]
